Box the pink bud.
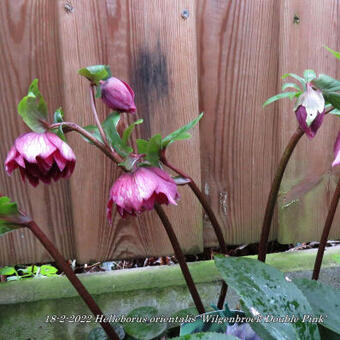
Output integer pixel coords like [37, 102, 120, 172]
[100, 77, 136, 113]
[107, 167, 179, 220]
[4, 132, 76, 187]
[294, 83, 325, 139]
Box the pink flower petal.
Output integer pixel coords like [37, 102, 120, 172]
[46, 132, 76, 162]
[15, 132, 57, 163]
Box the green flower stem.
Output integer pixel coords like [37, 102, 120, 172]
[49, 121, 123, 164]
[312, 178, 340, 280]
[26, 221, 119, 340]
[154, 204, 206, 314]
[258, 127, 304, 262]
[89, 85, 112, 151]
[160, 154, 228, 309]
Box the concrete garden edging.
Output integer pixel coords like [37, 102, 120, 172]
[0, 246, 340, 340]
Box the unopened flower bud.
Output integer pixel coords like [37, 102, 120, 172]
[100, 77, 136, 113]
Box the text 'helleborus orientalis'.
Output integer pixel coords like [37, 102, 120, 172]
[5, 132, 76, 187]
[107, 167, 179, 220]
[295, 83, 325, 139]
[100, 77, 136, 114]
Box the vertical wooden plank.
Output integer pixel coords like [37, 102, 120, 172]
[0, 0, 75, 265]
[196, 0, 281, 246]
[57, 0, 202, 262]
[56, 0, 140, 263]
[277, 0, 340, 242]
[128, 0, 203, 256]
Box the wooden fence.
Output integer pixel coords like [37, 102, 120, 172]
[1, 0, 340, 265]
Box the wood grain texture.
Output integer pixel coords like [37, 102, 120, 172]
[56, 0, 202, 262]
[196, 0, 281, 246]
[127, 0, 203, 256]
[2, 0, 340, 266]
[277, 0, 340, 243]
[0, 0, 75, 265]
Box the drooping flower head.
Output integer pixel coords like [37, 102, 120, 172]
[107, 167, 179, 220]
[5, 132, 76, 187]
[100, 77, 136, 113]
[332, 130, 340, 168]
[294, 83, 325, 139]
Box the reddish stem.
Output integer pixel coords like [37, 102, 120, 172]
[258, 127, 304, 262]
[27, 221, 119, 340]
[89, 85, 112, 151]
[312, 178, 340, 280]
[154, 204, 205, 314]
[49, 121, 123, 164]
[160, 154, 227, 309]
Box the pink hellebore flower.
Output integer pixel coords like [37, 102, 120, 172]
[295, 83, 325, 139]
[107, 167, 179, 220]
[5, 132, 76, 187]
[100, 77, 137, 113]
[332, 131, 340, 167]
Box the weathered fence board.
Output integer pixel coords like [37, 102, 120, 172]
[0, 0, 75, 265]
[1, 0, 340, 265]
[277, 0, 340, 243]
[196, 0, 281, 246]
[0, 0, 202, 265]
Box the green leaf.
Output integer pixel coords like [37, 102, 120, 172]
[78, 65, 112, 85]
[162, 113, 203, 148]
[324, 92, 340, 110]
[53, 107, 64, 122]
[263, 91, 298, 107]
[95, 85, 102, 98]
[282, 82, 301, 92]
[0, 266, 17, 276]
[303, 69, 317, 83]
[313, 74, 340, 92]
[17, 79, 48, 132]
[293, 278, 340, 335]
[0, 196, 23, 237]
[82, 125, 103, 144]
[324, 46, 340, 60]
[168, 307, 197, 330]
[0, 196, 18, 216]
[122, 119, 143, 147]
[52, 107, 65, 141]
[145, 134, 162, 167]
[171, 333, 239, 340]
[0, 224, 15, 236]
[123, 306, 167, 340]
[102, 113, 132, 157]
[18, 265, 35, 277]
[282, 73, 306, 87]
[39, 264, 58, 277]
[136, 139, 149, 154]
[214, 256, 320, 340]
[82, 113, 131, 157]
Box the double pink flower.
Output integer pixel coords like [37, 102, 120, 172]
[107, 167, 179, 220]
[5, 132, 76, 187]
